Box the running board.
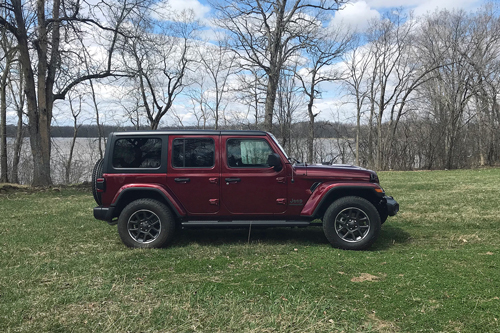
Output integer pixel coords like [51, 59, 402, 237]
[181, 220, 315, 228]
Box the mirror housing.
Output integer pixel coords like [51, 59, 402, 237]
[267, 153, 282, 171]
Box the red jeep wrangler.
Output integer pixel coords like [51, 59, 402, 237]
[92, 130, 398, 250]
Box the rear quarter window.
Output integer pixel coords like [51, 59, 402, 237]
[112, 138, 162, 169]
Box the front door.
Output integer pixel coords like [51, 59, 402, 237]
[220, 136, 287, 215]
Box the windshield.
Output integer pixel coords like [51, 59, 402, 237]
[268, 133, 290, 161]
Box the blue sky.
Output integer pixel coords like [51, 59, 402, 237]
[43, 0, 491, 128]
[148, 0, 492, 126]
[169, 0, 488, 23]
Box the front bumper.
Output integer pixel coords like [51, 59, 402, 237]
[384, 196, 399, 216]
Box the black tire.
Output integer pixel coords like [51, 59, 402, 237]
[323, 196, 381, 250]
[380, 210, 389, 224]
[117, 199, 175, 248]
[91, 159, 104, 205]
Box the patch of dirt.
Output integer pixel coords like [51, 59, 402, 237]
[455, 233, 481, 244]
[351, 273, 384, 282]
[0, 183, 30, 194]
[366, 313, 400, 332]
[0, 182, 91, 195]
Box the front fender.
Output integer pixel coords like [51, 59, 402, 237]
[300, 182, 384, 218]
[112, 184, 186, 217]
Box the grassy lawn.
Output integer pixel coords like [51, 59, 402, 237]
[1, 169, 499, 332]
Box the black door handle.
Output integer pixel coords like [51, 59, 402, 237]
[174, 178, 190, 183]
[225, 178, 241, 184]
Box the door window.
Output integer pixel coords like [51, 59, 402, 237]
[172, 138, 215, 168]
[227, 139, 273, 168]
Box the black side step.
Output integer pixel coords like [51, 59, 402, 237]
[181, 220, 313, 228]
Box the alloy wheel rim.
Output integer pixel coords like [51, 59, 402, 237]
[334, 207, 371, 243]
[127, 209, 162, 244]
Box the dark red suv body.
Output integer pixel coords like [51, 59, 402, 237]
[93, 130, 398, 250]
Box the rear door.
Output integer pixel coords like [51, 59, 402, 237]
[166, 135, 220, 215]
[220, 135, 287, 215]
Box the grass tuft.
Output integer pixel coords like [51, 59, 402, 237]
[1, 169, 500, 332]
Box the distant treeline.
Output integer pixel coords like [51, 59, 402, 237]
[6, 121, 353, 139]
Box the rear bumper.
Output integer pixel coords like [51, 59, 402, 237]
[94, 206, 115, 222]
[384, 196, 399, 216]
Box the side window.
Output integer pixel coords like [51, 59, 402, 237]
[172, 138, 215, 168]
[227, 139, 273, 168]
[112, 138, 162, 168]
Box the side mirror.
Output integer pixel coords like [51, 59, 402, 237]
[267, 153, 282, 171]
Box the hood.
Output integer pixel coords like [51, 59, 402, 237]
[294, 163, 377, 182]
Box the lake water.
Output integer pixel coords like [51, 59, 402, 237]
[5, 137, 354, 185]
[6, 137, 105, 185]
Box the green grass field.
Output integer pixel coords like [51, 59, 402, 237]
[1, 169, 499, 332]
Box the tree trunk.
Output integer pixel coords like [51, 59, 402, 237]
[10, 62, 24, 184]
[89, 80, 104, 159]
[12, 0, 53, 186]
[264, 71, 279, 132]
[11, 108, 23, 184]
[355, 98, 361, 166]
[65, 121, 78, 184]
[0, 59, 9, 183]
[307, 98, 315, 164]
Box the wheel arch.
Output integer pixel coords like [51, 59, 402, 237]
[307, 186, 384, 220]
[111, 187, 185, 221]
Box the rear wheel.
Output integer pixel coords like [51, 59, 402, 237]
[323, 196, 381, 250]
[91, 159, 104, 205]
[118, 199, 175, 248]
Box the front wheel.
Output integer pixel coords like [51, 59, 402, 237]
[117, 199, 175, 248]
[323, 196, 381, 250]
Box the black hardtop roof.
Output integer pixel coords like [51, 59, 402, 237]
[111, 130, 268, 137]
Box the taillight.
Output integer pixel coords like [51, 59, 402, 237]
[96, 178, 106, 192]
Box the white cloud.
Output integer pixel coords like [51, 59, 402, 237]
[170, 0, 210, 19]
[330, 0, 484, 33]
[331, 1, 381, 32]
[152, 0, 211, 21]
[364, 0, 483, 15]
[411, 0, 481, 16]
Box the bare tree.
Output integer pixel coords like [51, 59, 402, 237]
[343, 41, 373, 166]
[0, 0, 142, 186]
[417, 9, 476, 169]
[8, 61, 24, 184]
[187, 74, 210, 128]
[64, 92, 83, 184]
[234, 67, 267, 127]
[88, 79, 106, 157]
[212, 0, 348, 132]
[466, 3, 500, 166]
[193, 35, 237, 129]
[0, 24, 17, 182]
[275, 66, 304, 153]
[295, 26, 353, 163]
[121, 11, 198, 130]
